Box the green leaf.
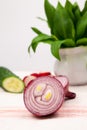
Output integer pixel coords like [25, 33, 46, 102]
[31, 27, 42, 35]
[53, 2, 75, 40]
[81, 0, 87, 15]
[51, 39, 75, 60]
[72, 2, 81, 24]
[28, 34, 55, 52]
[74, 9, 81, 23]
[83, 26, 87, 37]
[37, 17, 47, 22]
[76, 11, 87, 39]
[29, 30, 75, 60]
[76, 38, 87, 46]
[44, 0, 55, 34]
[61, 39, 75, 48]
[51, 41, 62, 60]
[65, 0, 75, 22]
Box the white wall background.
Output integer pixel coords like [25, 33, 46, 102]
[0, 0, 85, 72]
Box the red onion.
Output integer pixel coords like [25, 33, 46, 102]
[23, 76, 64, 117]
[31, 72, 51, 77]
[55, 75, 76, 99]
[23, 73, 76, 99]
[23, 75, 36, 86]
[23, 72, 51, 87]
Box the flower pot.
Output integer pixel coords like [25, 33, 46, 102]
[54, 46, 87, 86]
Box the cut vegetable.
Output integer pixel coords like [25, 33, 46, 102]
[0, 66, 24, 93]
[3, 77, 24, 93]
[55, 75, 69, 94]
[55, 75, 76, 99]
[23, 72, 51, 86]
[23, 75, 36, 86]
[23, 76, 64, 117]
[23, 72, 76, 99]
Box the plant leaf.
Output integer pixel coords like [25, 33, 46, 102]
[65, 0, 75, 22]
[76, 11, 87, 39]
[31, 27, 42, 35]
[44, 0, 55, 34]
[37, 17, 47, 22]
[72, 2, 81, 24]
[81, 0, 87, 15]
[28, 34, 55, 52]
[61, 39, 75, 48]
[83, 26, 87, 37]
[76, 38, 87, 46]
[53, 2, 75, 40]
[51, 41, 62, 60]
[51, 39, 75, 60]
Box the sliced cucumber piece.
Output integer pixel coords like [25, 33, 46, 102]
[0, 66, 24, 93]
[2, 77, 24, 93]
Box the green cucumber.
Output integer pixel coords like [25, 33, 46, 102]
[0, 67, 24, 93]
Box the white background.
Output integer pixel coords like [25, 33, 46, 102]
[0, 0, 85, 72]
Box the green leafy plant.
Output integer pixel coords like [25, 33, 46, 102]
[29, 0, 87, 60]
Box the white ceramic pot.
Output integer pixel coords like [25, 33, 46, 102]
[54, 46, 87, 86]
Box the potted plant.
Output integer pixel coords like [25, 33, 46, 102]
[28, 0, 87, 86]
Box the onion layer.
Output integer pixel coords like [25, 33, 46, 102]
[23, 76, 64, 117]
[55, 75, 76, 99]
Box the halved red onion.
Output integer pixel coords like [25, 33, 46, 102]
[23, 76, 64, 117]
[55, 75, 76, 99]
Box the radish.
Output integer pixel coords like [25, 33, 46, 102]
[23, 76, 64, 117]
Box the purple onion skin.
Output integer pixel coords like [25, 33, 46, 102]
[65, 91, 76, 100]
[31, 72, 51, 77]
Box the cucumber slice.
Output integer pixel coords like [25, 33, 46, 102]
[0, 67, 24, 93]
[2, 77, 24, 93]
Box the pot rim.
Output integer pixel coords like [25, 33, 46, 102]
[59, 46, 87, 55]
